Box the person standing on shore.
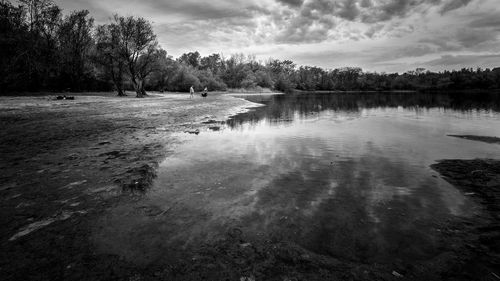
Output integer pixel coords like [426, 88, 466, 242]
[202, 87, 208, 98]
[190, 85, 194, 98]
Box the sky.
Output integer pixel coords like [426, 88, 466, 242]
[53, 0, 500, 73]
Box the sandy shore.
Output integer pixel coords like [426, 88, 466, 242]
[0, 92, 260, 280]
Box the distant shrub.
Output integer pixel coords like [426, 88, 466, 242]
[169, 66, 200, 91]
[274, 75, 295, 93]
[196, 69, 227, 91]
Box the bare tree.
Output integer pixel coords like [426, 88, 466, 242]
[113, 15, 158, 98]
[136, 47, 165, 95]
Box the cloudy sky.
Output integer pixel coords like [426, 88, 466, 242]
[54, 0, 500, 73]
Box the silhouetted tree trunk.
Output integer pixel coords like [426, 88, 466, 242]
[110, 69, 125, 96]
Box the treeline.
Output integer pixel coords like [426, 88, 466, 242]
[1, 0, 499, 97]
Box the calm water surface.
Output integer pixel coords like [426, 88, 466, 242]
[95, 92, 500, 264]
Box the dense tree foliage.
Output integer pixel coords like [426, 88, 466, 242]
[1, 0, 499, 96]
[58, 10, 94, 90]
[93, 23, 126, 95]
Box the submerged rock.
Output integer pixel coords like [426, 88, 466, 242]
[209, 126, 221, 131]
[184, 129, 200, 135]
[55, 95, 75, 100]
[202, 119, 218, 124]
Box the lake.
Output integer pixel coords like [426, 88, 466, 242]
[94, 91, 500, 266]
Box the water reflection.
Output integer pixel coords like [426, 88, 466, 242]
[228, 91, 500, 127]
[93, 91, 500, 265]
[245, 152, 452, 262]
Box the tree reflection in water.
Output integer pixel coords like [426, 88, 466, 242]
[93, 91, 499, 267]
[228, 91, 500, 128]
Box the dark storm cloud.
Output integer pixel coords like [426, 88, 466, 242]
[276, 0, 304, 8]
[426, 54, 500, 67]
[274, 16, 336, 43]
[337, 0, 360, 21]
[52, 0, 110, 22]
[360, 0, 443, 23]
[360, 0, 372, 8]
[418, 37, 462, 52]
[55, 0, 261, 23]
[469, 14, 500, 29]
[275, 0, 339, 43]
[456, 28, 495, 48]
[140, 0, 254, 20]
[419, 12, 500, 53]
[371, 44, 436, 61]
[364, 23, 384, 38]
[274, 0, 454, 43]
[274, 0, 355, 44]
[440, 0, 473, 14]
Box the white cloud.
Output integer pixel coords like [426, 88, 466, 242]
[53, 0, 500, 72]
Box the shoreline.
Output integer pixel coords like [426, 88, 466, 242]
[1, 92, 499, 280]
[0, 92, 262, 280]
[3, 88, 499, 98]
[448, 135, 500, 144]
[431, 158, 500, 279]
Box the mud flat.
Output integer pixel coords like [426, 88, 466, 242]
[431, 159, 500, 280]
[0, 92, 260, 280]
[448, 135, 500, 145]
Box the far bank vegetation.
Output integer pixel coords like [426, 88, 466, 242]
[1, 0, 500, 96]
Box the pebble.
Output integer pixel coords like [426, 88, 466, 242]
[392, 271, 403, 278]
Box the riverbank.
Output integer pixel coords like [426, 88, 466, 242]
[431, 158, 500, 280]
[0, 92, 261, 280]
[1, 91, 499, 280]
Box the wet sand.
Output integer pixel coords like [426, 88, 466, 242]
[431, 158, 500, 280]
[0, 92, 260, 280]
